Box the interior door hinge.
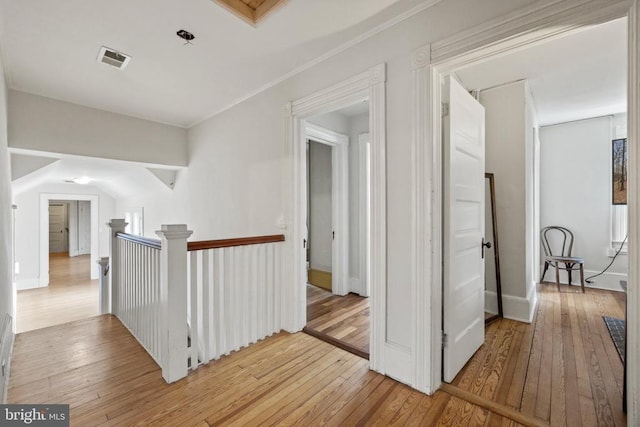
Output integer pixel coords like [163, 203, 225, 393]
[441, 102, 450, 118]
[442, 331, 448, 349]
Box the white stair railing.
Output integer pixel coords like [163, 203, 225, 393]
[106, 220, 192, 383]
[186, 235, 284, 370]
[106, 220, 284, 383]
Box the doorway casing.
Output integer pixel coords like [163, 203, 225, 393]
[38, 193, 100, 286]
[305, 122, 349, 296]
[284, 63, 387, 373]
[412, 1, 640, 421]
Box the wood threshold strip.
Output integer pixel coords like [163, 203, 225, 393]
[440, 383, 550, 427]
[116, 232, 161, 250]
[187, 234, 285, 251]
[302, 326, 370, 360]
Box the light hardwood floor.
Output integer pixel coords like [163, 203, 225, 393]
[8, 279, 625, 426]
[305, 284, 370, 358]
[8, 315, 524, 426]
[450, 283, 626, 427]
[16, 253, 98, 333]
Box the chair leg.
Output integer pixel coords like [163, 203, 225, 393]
[580, 263, 585, 293]
[555, 262, 561, 292]
[567, 267, 573, 287]
[540, 261, 549, 283]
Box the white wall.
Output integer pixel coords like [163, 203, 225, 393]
[540, 115, 628, 291]
[13, 183, 115, 290]
[0, 44, 14, 329]
[105, 0, 536, 358]
[8, 90, 188, 167]
[480, 80, 538, 322]
[308, 141, 332, 272]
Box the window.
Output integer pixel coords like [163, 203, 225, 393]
[611, 204, 627, 254]
[123, 207, 144, 236]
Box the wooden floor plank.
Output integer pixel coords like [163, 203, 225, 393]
[16, 253, 98, 333]
[306, 284, 369, 357]
[8, 279, 627, 426]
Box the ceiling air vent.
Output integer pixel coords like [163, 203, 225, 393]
[97, 46, 131, 70]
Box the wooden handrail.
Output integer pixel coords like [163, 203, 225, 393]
[187, 234, 285, 251]
[116, 232, 162, 250]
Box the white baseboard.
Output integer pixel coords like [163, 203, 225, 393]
[486, 286, 536, 324]
[384, 342, 412, 386]
[16, 277, 42, 290]
[541, 269, 626, 292]
[501, 285, 537, 324]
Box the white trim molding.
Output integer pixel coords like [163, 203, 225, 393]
[358, 132, 371, 298]
[430, 0, 630, 69]
[502, 287, 538, 324]
[305, 122, 350, 296]
[411, 43, 441, 394]
[415, 1, 637, 415]
[283, 63, 387, 375]
[627, 1, 640, 421]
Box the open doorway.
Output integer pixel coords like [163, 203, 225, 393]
[434, 15, 628, 425]
[302, 100, 371, 359]
[16, 193, 100, 332]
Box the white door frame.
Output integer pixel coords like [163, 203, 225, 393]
[358, 132, 371, 297]
[411, 3, 639, 418]
[39, 193, 100, 285]
[283, 63, 387, 373]
[305, 122, 349, 296]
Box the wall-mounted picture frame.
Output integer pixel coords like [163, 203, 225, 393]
[612, 138, 627, 205]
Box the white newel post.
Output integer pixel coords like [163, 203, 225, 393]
[106, 219, 127, 316]
[96, 257, 110, 314]
[156, 224, 193, 383]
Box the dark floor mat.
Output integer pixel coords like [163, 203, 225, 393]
[603, 316, 625, 362]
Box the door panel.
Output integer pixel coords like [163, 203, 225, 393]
[49, 204, 66, 253]
[443, 75, 486, 383]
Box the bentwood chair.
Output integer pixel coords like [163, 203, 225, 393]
[540, 226, 585, 293]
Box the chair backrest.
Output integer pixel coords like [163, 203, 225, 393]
[541, 226, 574, 257]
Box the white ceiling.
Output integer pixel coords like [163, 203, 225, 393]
[336, 99, 370, 117]
[0, 0, 417, 128]
[455, 18, 627, 126]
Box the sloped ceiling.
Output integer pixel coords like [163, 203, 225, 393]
[11, 154, 181, 199]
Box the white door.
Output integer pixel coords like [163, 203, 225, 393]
[443, 75, 486, 382]
[78, 201, 91, 255]
[49, 204, 66, 253]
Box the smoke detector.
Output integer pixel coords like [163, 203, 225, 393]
[97, 46, 131, 70]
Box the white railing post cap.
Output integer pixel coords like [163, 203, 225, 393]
[156, 224, 193, 240]
[96, 257, 109, 267]
[107, 219, 128, 229]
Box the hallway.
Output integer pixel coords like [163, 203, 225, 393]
[16, 253, 98, 332]
[7, 281, 627, 426]
[8, 315, 522, 426]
